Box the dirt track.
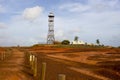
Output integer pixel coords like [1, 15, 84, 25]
[0, 49, 33, 80]
[0, 47, 120, 80]
[29, 46, 120, 80]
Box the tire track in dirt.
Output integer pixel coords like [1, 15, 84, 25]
[34, 53, 101, 80]
[0, 48, 33, 80]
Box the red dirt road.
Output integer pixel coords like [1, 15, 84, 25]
[0, 49, 33, 80]
[0, 46, 120, 80]
[29, 46, 120, 80]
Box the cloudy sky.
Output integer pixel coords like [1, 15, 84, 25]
[0, 0, 120, 46]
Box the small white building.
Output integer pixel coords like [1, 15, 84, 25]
[71, 40, 85, 45]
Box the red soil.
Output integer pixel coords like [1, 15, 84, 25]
[0, 48, 33, 80]
[0, 46, 120, 80]
[28, 46, 120, 80]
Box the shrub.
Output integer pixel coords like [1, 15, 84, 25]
[61, 40, 70, 45]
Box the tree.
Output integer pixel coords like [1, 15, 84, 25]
[61, 40, 70, 45]
[96, 39, 100, 45]
[74, 36, 79, 41]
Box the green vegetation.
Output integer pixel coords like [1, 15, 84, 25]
[74, 36, 79, 41]
[61, 40, 70, 45]
[96, 39, 100, 45]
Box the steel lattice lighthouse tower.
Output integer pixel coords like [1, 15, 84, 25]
[47, 12, 55, 44]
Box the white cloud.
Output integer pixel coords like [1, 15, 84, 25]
[0, 11, 48, 46]
[0, 1, 120, 47]
[54, 10, 120, 46]
[59, 0, 120, 13]
[89, 0, 120, 12]
[22, 6, 44, 21]
[57, 0, 120, 46]
[55, 30, 65, 40]
[0, 5, 5, 13]
[59, 3, 90, 12]
[0, 22, 7, 29]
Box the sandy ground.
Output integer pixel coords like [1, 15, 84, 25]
[0, 49, 33, 80]
[29, 46, 120, 80]
[0, 47, 120, 80]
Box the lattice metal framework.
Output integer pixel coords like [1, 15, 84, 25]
[47, 12, 55, 44]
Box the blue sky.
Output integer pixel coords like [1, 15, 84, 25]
[0, 0, 120, 46]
